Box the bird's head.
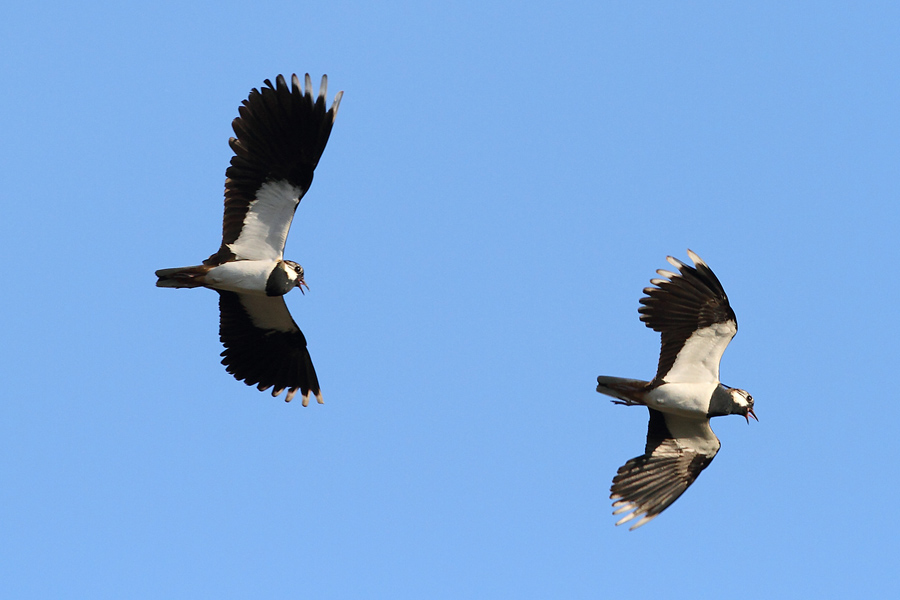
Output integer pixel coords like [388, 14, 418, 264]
[730, 388, 757, 423]
[283, 260, 308, 294]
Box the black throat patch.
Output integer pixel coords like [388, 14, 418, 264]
[707, 385, 736, 418]
[265, 262, 294, 296]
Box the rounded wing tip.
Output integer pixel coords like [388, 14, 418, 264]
[331, 90, 344, 116]
[665, 255, 682, 269]
[299, 390, 323, 407]
[287, 73, 343, 115]
[686, 248, 705, 266]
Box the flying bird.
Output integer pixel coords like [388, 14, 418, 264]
[156, 74, 342, 406]
[596, 250, 755, 530]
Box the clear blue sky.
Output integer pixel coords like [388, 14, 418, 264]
[3, 1, 898, 598]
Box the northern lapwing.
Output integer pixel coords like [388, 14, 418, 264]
[156, 74, 342, 406]
[596, 250, 756, 529]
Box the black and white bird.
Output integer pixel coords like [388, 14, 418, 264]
[596, 250, 756, 530]
[156, 74, 342, 406]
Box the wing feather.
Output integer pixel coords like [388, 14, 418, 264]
[609, 409, 720, 530]
[638, 250, 737, 383]
[217, 291, 322, 406]
[205, 74, 342, 264]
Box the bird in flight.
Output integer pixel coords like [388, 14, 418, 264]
[156, 74, 342, 406]
[596, 250, 756, 530]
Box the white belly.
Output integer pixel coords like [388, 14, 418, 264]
[205, 261, 276, 295]
[645, 382, 717, 417]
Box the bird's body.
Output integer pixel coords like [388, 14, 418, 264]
[206, 259, 297, 297]
[596, 250, 755, 530]
[646, 381, 720, 417]
[156, 73, 342, 406]
[157, 260, 302, 296]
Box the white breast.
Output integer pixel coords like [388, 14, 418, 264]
[205, 260, 278, 295]
[645, 381, 717, 418]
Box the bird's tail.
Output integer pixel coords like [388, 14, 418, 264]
[155, 265, 211, 289]
[596, 376, 650, 405]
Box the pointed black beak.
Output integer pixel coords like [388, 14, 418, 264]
[745, 407, 758, 424]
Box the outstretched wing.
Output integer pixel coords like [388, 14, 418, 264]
[610, 409, 720, 530]
[638, 249, 737, 384]
[217, 291, 322, 406]
[206, 74, 343, 264]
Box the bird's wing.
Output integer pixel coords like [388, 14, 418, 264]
[205, 74, 343, 264]
[610, 409, 720, 530]
[638, 249, 737, 384]
[217, 291, 321, 405]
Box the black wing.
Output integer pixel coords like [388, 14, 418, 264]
[638, 249, 737, 384]
[217, 291, 321, 405]
[610, 409, 720, 530]
[206, 74, 342, 264]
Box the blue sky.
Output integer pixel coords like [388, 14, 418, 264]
[2, 1, 899, 598]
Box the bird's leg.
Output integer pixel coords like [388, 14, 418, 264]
[610, 398, 644, 406]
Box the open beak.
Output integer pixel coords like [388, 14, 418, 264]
[298, 279, 309, 295]
[745, 407, 758, 424]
